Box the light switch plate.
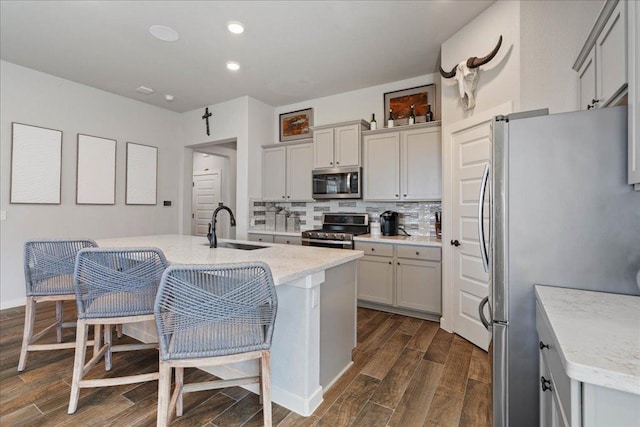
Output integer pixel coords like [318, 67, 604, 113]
[0, 211, 6, 221]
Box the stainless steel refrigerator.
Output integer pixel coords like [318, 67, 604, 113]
[477, 106, 640, 426]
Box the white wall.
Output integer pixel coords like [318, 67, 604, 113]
[0, 61, 182, 308]
[441, 0, 521, 124]
[520, 0, 603, 113]
[272, 74, 438, 140]
[181, 96, 273, 240]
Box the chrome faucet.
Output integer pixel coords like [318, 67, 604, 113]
[207, 202, 236, 248]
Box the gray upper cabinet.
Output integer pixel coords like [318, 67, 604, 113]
[363, 123, 441, 201]
[262, 141, 313, 202]
[574, 0, 628, 110]
[312, 120, 369, 169]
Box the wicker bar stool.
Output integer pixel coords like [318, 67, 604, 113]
[18, 239, 99, 372]
[68, 247, 169, 414]
[154, 262, 278, 427]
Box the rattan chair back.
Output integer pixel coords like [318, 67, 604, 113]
[74, 247, 168, 319]
[154, 262, 278, 361]
[24, 239, 97, 296]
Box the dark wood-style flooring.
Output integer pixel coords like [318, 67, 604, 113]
[0, 302, 491, 426]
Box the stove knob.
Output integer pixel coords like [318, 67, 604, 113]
[319, 233, 327, 239]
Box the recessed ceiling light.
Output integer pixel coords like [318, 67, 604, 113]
[227, 21, 244, 34]
[149, 25, 179, 42]
[164, 94, 175, 102]
[136, 85, 155, 95]
[226, 61, 240, 71]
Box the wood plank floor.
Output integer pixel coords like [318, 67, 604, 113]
[0, 302, 491, 426]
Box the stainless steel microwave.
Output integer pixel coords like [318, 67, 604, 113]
[312, 167, 361, 199]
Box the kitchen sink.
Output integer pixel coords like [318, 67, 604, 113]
[203, 242, 268, 250]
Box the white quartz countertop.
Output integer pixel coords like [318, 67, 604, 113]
[535, 285, 640, 395]
[354, 234, 442, 247]
[95, 234, 362, 286]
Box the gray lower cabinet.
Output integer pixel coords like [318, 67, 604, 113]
[357, 255, 394, 305]
[536, 301, 640, 426]
[248, 233, 301, 245]
[355, 240, 442, 317]
[273, 235, 302, 245]
[247, 233, 274, 243]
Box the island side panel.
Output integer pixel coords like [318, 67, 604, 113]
[319, 260, 357, 389]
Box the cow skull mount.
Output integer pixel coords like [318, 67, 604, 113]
[440, 35, 503, 110]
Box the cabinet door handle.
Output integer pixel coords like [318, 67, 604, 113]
[404, 194, 407, 197]
[397, 262, 400, 265]
[539, 341, 550, 350]
[330, 161, 333, 165]
[450, 240, 461, 247]
[287, 196, 290, 199]
[591, 98, 600, 104]
[282, 196, 285, 199]
[371, 248, 375, 252]
[395, 194, 399, 198]
[540, 376, 553, 392]
[336, 161, 340, 165]
[388, 261, 392, 265]
[286, 240, 290, 244]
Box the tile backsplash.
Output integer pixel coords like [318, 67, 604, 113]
[250, 199, 441, 236]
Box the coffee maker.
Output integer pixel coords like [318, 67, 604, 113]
[379, 211, 400, 236]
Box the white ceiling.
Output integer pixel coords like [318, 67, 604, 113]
[0, 1, 494, 113]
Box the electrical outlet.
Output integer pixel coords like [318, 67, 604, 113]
[0, 211, 6, 221]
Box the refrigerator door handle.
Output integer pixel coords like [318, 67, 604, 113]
[478, 163, 490, 273]
[479, 295, 491, 330]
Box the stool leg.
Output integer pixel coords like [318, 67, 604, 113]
[116, 324, 123, 338]
[18, 297, 36, 372]
[104, 324, 112, 371]
[68, 319, 89, 414]
[93, 324, 102, 356]
[55, 300, 64, 343]
[157, 362, 172, 427]
[261, 351, 272, 426]
[176, 367, 184, 417]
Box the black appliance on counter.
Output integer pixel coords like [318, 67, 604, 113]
[301, 213, 369, 249]
[379, 211, 399, 236]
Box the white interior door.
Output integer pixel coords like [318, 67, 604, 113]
[192, 171, 221, 237]
[444, 103, 511, 350]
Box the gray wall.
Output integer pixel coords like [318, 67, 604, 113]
[0, 61, 183, 308]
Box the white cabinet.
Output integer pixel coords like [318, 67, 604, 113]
[312, 120, 369, 169]
[363, 123, 441, 201]
[363, 132, 400, 200]
[628, 0, 639, 186]
[248, 233, 301, 245]
[536, 300, 640, 427]
[396, 246, 442, 313]
[248, 233, 274, 243]
[596, 0, 627, 107]
[574, 0, 628, 109]
[262, 141, 313, 202]
[355, 240, 442, 317]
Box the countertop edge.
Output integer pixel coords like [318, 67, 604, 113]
[354, 235, 442, 247]
[535, 285, 640, 395]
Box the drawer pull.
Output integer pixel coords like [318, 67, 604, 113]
[371, 248, 375, 251]
[540, 376, 553, 392]
[416, 251, 420, 255]
[539, 341, 550, 350]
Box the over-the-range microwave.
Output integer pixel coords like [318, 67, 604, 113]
[312, 167, 361, 199]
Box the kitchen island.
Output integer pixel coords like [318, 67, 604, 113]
[95, 234, 363, 416]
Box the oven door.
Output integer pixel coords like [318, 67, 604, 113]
[301, 238, 353, 249]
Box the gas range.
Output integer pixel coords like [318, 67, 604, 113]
[301, 213, 369, 249]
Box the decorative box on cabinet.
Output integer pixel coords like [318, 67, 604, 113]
[573, 0, 628, 110]
[311, 120, 369, 169]
[262, 140, 313, 202]
[363, 122, 441, 201]
[355, 240, 442, 319]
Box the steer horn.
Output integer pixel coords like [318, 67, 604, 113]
[467, 35, 503, 69]
[439, 35, 503, 78]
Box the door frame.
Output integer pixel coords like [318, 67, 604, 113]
[441, 102, 512, 333]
